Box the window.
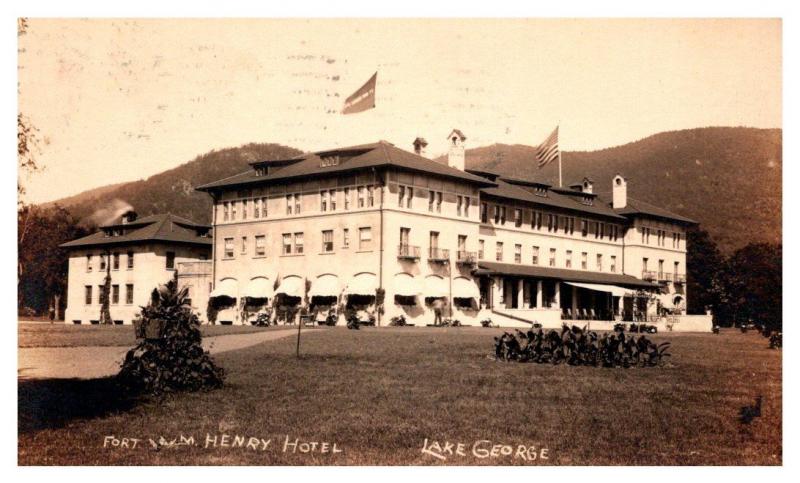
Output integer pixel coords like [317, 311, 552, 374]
[358, 186, 366, 208]
[581, 252, 588, 270]
[224, 238, 234, 258]
[500, 207, 507, 224]
[597, 254, 603, 271]
[514, 209, 522, 227]
[262, 197, 269, 218]
[429, 231, 439, 249]
[359, 227, 372, 250]
[549, 248, 556, 267]
[254, 198, 261, 218]
[368, 186, 375, 207]
[166, 251, 175, 269]
[241, 236, 248, 255]
[645, 227, 651, 244]
[98, 285, 104, 305]
[112, 284, 119, 305]
[322, 230, 334, 253]
[400, 227, 410, 248]
[567, 217, 575, 235]
[610, 256, 617, 273]
[294, 194, 301, 214]
[330, 189, 337, 211]
[658, 259, 664, 278]
[242, 199, 248, 220]
[343, 228, 350, 248]
[428, 191, 435, 212]
[464, 196, 470, 217]
[581, 219, 588, 237]
[283, 233, 292, 254]
[599, 223, 605, 239]
[294, 232, 304, 254]
[458, 234, 467, 253]
[85, 285, 92, 305]
[674, 261, 680, 275]
[547, 214, 554, 232]
[533, 211, 542, 230]
[643, 257, 649, 271]
[566, 250, 572, 268]
[436, 191, 442, 213]
[345, 187, 351, 210]
[494, 205, 501, 224]
[112, 253, 120, 270]
[127, 251, 134, 269]
[532, 246, 539, 265]
[320, 190, 329, 212]
[594, 222, 600, 239]
[481, 202, 488, 223]
[86, 254, 93, 272]
[125, 284, 134, 304]
[231, 201, 237, 220]
[675, 232, 681, 249]
[286, 194, 293, 215]
[496, 242, 503, 262]
[100, 254, 107, 271]
[478, 240, 485, 259]
[398, 185, 405, 206]
[456, 195, 463, 216]
[406, 187, 413, 208]
[223, 202, 230, 221]
[255, 235, 266, 256]
[514, 244, 522, 263]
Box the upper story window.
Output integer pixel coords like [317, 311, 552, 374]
[112, 252, 120, 270]
[286, 195, 293, 215]
[478, 239, 485, 259]
[534, 186, 547, 197]
[549, 248, 556, 267]
[359, 227, 372, 250]
[500, 207, 507, 224]
[514, 209, 523, 227]
[320, 155, 340, 167]
[435, 191, 442, 213]
[493, 205, 500, 224]
[320, 190, 329, 212]
[581, 219, 588, 237]
[610, 256, 617, 273]
[514, 244, 522, 264]
[597, 254, 603, 271]
[231, 201, 237, 220]
[532, 246, 539, 265]
[85, 285, 92, 305]
[368, 186, 375, 207]
[223, 202, 230, 221]
[282, 233, 292, 255]
[322, 230, 334, 253]
[463, 196, 470, 217]
[456, 196, 463, 216]
[242, 200, 248, 220]
[565, 250, 572, 268]
[166, 251, 176, 270]
[329, 189, 337, 211]
[481, 202, 488, 223]
[127, 251, 134, 269]
[294, 232, 304, 254]
[581, 252, 588, 270]
[343, 228, 350, 248]
[86, 254, 93, 272]
[99, 254, 107, 271]
[344, 187, 351, 210]
[241, 236, 248, 255]
[496, 242, 503, 262]
[358, 186, 366, 208]
[224, 238, 234, 258]
[428, 191, 435, 212]
[532, 211, 542, 230]
[406, 187, 413, 208]
[255, 235, 266, 256]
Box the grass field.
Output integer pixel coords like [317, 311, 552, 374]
[18, 327, 781, 465]
[18, 322, 281, 348]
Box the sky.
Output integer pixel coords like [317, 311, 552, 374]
[18, 18, 781, 205]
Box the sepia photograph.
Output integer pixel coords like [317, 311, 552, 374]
[12, 10, 786, 469]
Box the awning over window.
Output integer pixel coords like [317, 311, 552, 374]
[392, 273, 421, 297]
[210, 278, 238, 298]
[242, 277, 273, 299]
[275, 276, 304, 298]
[424, 276, 448, 298]
[309, 274, 341, 297]
[452, 277, 480, 299]
[565, 281, 631, 297]
[343, 273, 377, 296]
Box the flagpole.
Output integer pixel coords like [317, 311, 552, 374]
[558, 124, 562, 187]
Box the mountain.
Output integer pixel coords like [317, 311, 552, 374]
[44, 143, 303, 226]
[45, 127, 780, 255]
[436, 127, 781, 254]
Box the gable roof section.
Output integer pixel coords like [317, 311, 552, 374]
[196, 141, 496, 191]
[60, 213, 212, 249]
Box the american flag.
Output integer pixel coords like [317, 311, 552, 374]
[535, 126, 559, 168]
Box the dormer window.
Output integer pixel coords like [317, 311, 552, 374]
[320, 155, 340, 167]
[581, 195, 593, 206]
[534, 186, 547, 197]
[255, 167, 268, 176]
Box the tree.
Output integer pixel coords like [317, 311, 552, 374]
[686, 228, 724, 315]
[717, 243, 782, 330]
[17, 205, 93, 317]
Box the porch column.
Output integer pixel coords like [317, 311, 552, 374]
[517, 279, 524, 310]
[553, 281, 561, 309]
[571, 287, 578, 319]
[492, 276, 503, 310]
[535, 280, 543, 308]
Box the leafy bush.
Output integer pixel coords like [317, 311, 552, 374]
[118, 274, 224, 395]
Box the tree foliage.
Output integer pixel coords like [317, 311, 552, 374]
[686, 228, 724, 315]
[716, 243, 782, 330]
[118, 273, 224, 395]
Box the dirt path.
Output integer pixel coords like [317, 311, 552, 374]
[18, 328, 302, 380]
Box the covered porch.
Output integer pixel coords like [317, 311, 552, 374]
[474, 261, 660, 325]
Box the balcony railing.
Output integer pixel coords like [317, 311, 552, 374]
[456, 250, 477, 265]
[177, 261, 212, 276]
[642, 270, 657, 281]
[674, 273, 686, 284]
[658, 272, 672, 283]
[428, 247, 450, 262]
[397, 244, 421, 260]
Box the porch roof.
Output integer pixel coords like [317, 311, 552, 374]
[474, 261, 658, 289]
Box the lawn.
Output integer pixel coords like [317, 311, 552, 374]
[18, 327, 781, 465]
[18, 322, 283, 348]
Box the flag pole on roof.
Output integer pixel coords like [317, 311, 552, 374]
[535, 124, 561, 187]
[342, 72, 377, 115]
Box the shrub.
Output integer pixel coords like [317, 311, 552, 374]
[118, 274, 224, 395]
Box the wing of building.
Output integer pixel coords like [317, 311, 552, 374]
[60, 211, 212, 325]
[193, 130, 703, 330]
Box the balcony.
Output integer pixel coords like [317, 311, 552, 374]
[456, 250, 477, 266]
[642, 270, 657, 282]
[428, 247, 450, 263]
[674, 273, 686, 284]
[397, 244, 421, 260]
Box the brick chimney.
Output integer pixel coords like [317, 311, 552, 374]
[446, 129, 466, 171]
[413, 137, 428, 157]
[612, 175, 627, 209]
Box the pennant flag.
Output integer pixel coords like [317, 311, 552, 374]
[342, 72, 377, 114]
[535, 126, 559, 168]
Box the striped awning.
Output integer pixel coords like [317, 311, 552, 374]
[452, 277, 480, 299]
[393, 273, 421, 297]
[210, 278, 238, 298]
[424, 276, 448, 298]
[275, 276, 304, 298]
[242, 277, 274, 299]
[309, 274, 341, 297]
[565, 281, 631, 297]
[343, 273, 377, 296]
